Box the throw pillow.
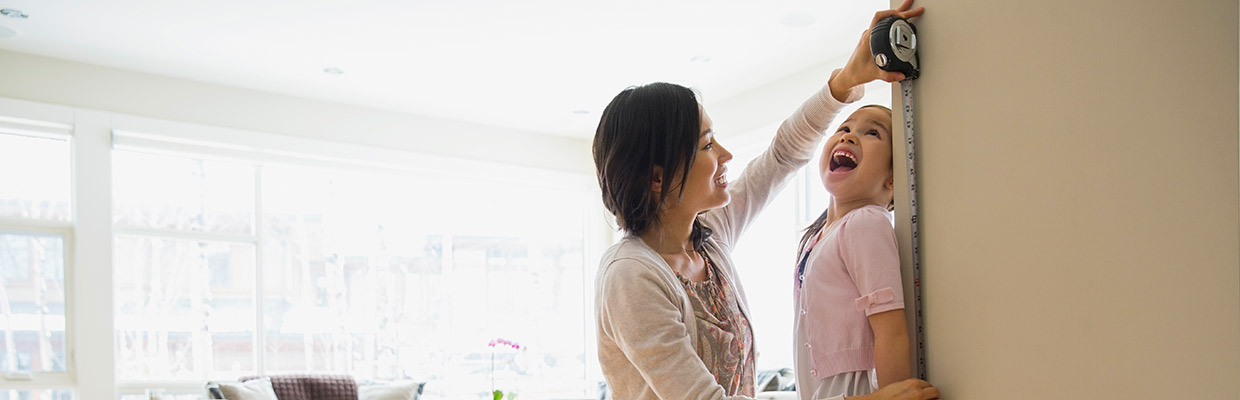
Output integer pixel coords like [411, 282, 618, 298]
[210, 377, 280, 400]
[358, 380, 424, 400]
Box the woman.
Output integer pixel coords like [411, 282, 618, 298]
[591, 2, 936, 400]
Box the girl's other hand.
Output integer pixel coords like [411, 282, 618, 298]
[829, 0, 925, 101]
[853, 378, 940, 400]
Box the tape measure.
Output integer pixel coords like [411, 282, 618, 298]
[871, 15, 925, 381]
[871, 16, 919, 79]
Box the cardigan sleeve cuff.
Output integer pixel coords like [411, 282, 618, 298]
[855, 287, 904, 316]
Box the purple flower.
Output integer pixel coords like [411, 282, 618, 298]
[488, 338, 520, 349]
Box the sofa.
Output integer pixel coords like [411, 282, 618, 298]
[206, 374, 424, 400]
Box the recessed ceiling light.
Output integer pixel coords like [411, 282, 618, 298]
[689, 56, 711, 63]
[0, 9, 28, 19]
[572, 109, 590, 115]
[323, 67, 344, 75]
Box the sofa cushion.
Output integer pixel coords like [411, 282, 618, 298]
[239, 374, 358, 400]
[358, 380, 424, 400]
[206, 377, 279, 400]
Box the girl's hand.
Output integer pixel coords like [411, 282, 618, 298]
[829, 0, 925, 101]
[850, 378, 940, 400]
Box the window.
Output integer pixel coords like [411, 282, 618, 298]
[113, 152, 257, 383]
[0, 233, 69, 372]
[113, 135, 594, 399]
[0, 390, 73, 400]
[0, 124, 76, 398]
[0, 131, 72, 222]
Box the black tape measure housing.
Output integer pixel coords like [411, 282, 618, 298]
[870, 16, 919, 80]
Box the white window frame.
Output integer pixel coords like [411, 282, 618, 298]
[0, 108, 79, 392]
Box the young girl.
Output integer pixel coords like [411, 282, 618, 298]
[793, 104, 910, 400]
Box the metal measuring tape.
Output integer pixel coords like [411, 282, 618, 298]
[871, 15, 925, 380]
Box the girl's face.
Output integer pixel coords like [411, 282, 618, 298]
[820, 106, 894, 206]
[659, 106, 734, 215]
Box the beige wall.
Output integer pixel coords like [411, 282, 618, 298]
[888, 0, 1239, 398]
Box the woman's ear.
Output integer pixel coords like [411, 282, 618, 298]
[651, 165, 664, 193]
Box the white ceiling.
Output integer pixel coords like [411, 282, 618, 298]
[0, 0, 882, 138]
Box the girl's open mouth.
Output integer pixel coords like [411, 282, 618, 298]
[829, 149, 858, 172]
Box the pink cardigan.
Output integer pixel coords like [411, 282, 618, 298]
[795, 205, 905, 379]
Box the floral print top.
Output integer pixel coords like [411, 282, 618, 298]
[676, 250, 756, 396]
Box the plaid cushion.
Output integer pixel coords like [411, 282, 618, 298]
[239, 374, 358, 400]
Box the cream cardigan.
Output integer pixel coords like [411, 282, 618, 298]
[595, 71, 861, 400]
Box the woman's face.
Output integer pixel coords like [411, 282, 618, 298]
[660, 106, 734, 215]
[820, 106, 894, 206]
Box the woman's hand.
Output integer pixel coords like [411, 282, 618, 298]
[850, 378, 940, 400]
[829, 0, 925, 101]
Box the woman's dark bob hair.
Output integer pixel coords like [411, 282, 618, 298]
[592, 82, 712, 249]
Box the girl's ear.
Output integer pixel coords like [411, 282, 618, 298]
[651, 165, 664, 193]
